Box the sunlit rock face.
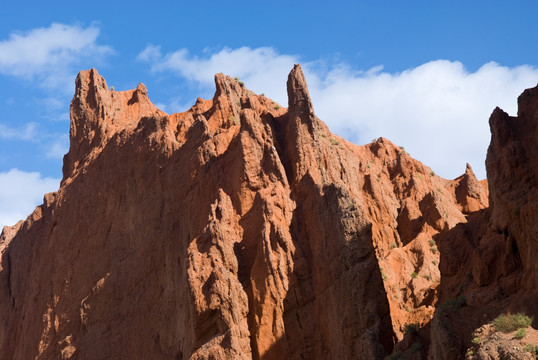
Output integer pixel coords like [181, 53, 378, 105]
[11, 68, 538, 360]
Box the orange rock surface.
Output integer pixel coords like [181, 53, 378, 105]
[0, 65, 535, 360]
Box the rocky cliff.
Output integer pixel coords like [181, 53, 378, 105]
[0, 65, 535, 359]
[429, 85, 538, 360]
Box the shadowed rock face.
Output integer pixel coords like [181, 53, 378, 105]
[6, 65, 536, 360]
[429, 85, 538, 360]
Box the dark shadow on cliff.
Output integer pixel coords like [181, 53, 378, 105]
[385, 205, 538, 359]
[273, 174, 395, 360]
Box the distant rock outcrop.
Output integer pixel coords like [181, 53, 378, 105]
[0, 65, 535, 360]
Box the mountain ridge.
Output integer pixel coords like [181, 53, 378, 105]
[0, 65, 536, 359]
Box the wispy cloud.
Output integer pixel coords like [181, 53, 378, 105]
[0, 169, 60, 228]
[44, 135, 69, 159]
[0, 122, 38, 141]
[136, 44, 162, 63]
[0, 121, 68, 160]
[139, 46, 538, 179]
[0, 23, 113, 92]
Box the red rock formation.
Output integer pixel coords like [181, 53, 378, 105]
[429, 84, 538, 360]
[3, 65, 525, 360]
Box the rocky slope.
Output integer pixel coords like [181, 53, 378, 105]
[0, 65, 535, 359]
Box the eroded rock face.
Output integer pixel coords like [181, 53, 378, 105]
[0, 66, 498, 359]
[429, 84, 538, 360]
[486, 88, 538, 291]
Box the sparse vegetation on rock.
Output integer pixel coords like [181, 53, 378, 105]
[493, 313, 533, 333]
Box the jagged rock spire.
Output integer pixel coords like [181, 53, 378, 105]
[287, 64, 314, 117]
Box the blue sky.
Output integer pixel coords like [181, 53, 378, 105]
[1, 1, 538, 227]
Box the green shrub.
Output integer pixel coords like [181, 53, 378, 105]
[442, 294, 466, 310]
[390, 242, 397, 249]
[381, 272, 387, 281]
[274, 104, 281, 110]
[493, 313, 533, 333]
[430, 171, 435, 176]
[471, 337, 480, 344]
[411, 271, 418, 279]
[524, 344, 538, 355]
[428, 239, 436, 246]
[514, 328, 527, 339]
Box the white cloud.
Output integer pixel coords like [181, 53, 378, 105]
[136, 44, 162, 62]
[0, 169, 60, 228]
[57, 112, 70, 122]
[0, 23, 112, 92]
[45, 135, 69, 159]
[0, 122, 38, 140]
[153, 103, 167, 112]
[37, 97, 72, 122]
[309, 60, 538, 179]
[41, 97, 64, 110]
[138, 45, 298, 105]
[139, 46, 538, 179]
